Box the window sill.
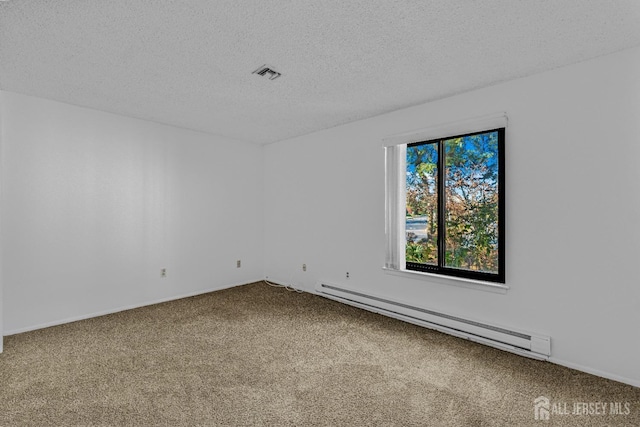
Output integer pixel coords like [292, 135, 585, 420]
[382, 267, 509, 294]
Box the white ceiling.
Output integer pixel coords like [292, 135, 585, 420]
[2, 1, 640, 144]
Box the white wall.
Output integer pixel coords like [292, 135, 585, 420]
[264, 46, 640, 386]
[0, 93, 4, 352]
[0, 91, 264, 333]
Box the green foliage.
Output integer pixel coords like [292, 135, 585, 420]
[406, 241, 437, 264]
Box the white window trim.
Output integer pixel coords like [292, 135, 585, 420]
[383, 112, 508, 291]
[382, 267, 509, 294]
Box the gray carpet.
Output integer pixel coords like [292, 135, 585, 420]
[0, 282, 638, 426]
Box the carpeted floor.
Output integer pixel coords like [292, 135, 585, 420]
[0, 282, 638, 426]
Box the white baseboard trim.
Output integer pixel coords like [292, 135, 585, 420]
[4, 278, 262, 336]
[263, 276, 309, 292]
[263, 277, 287, 286]
[549, 357, 640, 389]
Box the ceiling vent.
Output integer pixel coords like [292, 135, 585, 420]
[252, 65, 281, 80]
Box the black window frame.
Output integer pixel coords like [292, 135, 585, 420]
[405, 128, 505, 283]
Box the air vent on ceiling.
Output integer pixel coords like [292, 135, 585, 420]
[252, 64, 281, 80]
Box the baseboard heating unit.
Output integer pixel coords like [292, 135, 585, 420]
[315, 282, 551, 360]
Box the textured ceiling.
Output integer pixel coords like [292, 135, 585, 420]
[2, 1, 640, 144]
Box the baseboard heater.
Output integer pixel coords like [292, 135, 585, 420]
[315, 282, 551, 360]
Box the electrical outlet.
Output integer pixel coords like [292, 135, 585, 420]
[237, 260, 241, 268]
[161, 268, 167, 278]
[346, 272, 350, 279]
[302, 264, 307, 272]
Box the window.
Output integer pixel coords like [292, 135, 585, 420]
[385, 114, 506, 284]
